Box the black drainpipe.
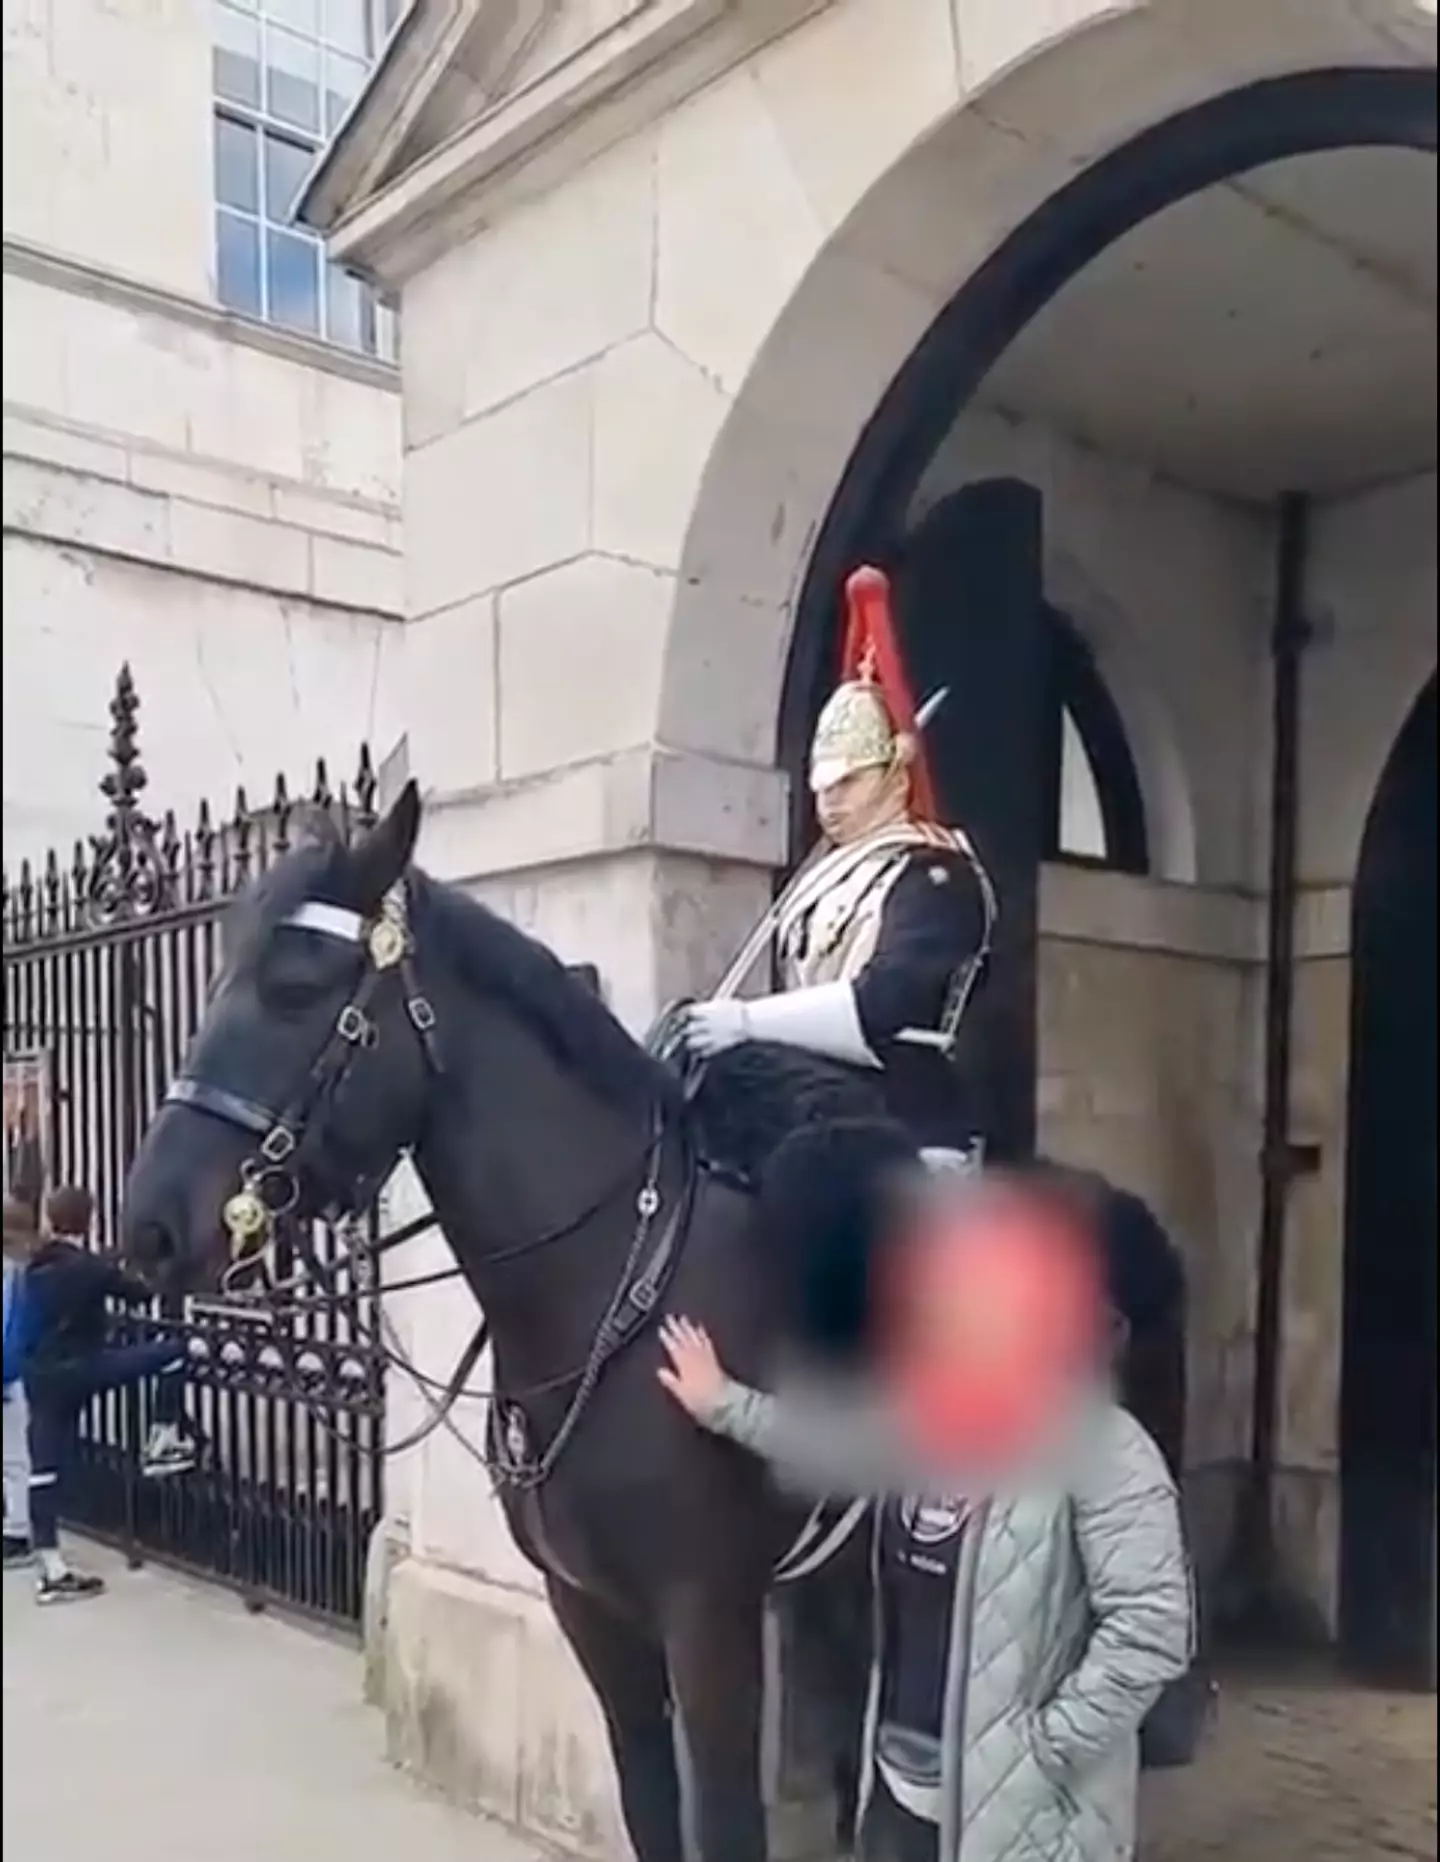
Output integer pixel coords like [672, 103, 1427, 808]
[1223, 490, 1325, 1642]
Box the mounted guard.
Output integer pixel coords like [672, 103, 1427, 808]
[675, 565, 997, 1160]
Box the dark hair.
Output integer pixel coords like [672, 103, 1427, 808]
[45, 1184, 95, 1239]
[1028, 1158, 1186, 1334]
[755, 1118, 922, 1367]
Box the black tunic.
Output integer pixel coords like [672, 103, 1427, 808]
[849, 849, 991, 1151]
[878, 1495, 971, 1737]
[867, 1497, 972, 1862]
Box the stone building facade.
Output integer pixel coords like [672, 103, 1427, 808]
[6, 0, 1436, 1854]
[3, 0, 406, 859]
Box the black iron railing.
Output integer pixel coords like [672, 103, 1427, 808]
[3, 666, 386, 1627]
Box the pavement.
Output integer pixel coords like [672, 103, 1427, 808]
[4, 1540, 1436, 1862]
[1140, 1666, 1437, 1862]
[2, 1542, 551, 1862]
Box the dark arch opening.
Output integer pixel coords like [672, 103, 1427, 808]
[1044, 608, 1149, 873]
[1340, 673, 1437, 1690]
[780, 66, 1439, 806]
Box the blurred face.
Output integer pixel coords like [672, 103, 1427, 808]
[897, 1250, 1028, 1370]
[876, 1179, 1107, 1474]
[813, 761, 909, 845]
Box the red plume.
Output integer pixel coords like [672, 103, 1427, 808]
[841, 566, 939, 821]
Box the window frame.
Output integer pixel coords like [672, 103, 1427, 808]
[210, 0, 400, 360]
[1043, 605, 1150, 875]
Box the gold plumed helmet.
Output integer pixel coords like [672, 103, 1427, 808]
[809, 567, 938, 820]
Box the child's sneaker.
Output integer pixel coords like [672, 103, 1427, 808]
[36, 1569, 105, 1605]
[141, 1421, 198, 1479]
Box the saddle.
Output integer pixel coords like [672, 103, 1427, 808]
[647, 997, 901, 1185]
[648, 1001, 926, 1368]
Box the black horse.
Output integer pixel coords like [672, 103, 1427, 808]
[120, 783, 900, 1861]
[121, 784, 1186, 1861]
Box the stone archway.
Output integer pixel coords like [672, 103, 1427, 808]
[644, 4, 1436, 1619]
[658, 4, 1437, 801]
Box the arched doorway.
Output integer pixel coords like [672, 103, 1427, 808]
[1341, 676, 1437, 1688]
[784, 67, 1438, 665]
[772, 67, 1436, 1168]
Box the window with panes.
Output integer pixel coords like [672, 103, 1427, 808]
[212, 0, 400, 358]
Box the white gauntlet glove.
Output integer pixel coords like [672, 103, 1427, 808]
[681, 984, 880, 1068]
[680, 999, 753, 1057]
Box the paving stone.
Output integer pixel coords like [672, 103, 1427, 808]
[1141, 1672, 1437, 1862]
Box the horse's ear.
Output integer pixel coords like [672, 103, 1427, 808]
[348, 780, 422, 905]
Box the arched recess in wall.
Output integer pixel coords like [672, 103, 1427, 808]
[1340, 671, 1437, 1689]
[1045, 607, 1149, 873]
[1042, 547, 1198, 883]
[770, 63, 1436, 1163]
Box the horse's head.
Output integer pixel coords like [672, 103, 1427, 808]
[123, 782, 433, 1295]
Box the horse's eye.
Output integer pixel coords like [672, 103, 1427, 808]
[259, 932, 342, 1014]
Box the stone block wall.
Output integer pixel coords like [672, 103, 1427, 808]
[3, 258, 404, 860]
[2, 0, 406, 862]
[1272, 940, 1351, 1627]
[3, 0, 214, 299]
[1035, 867, 1261, 1581]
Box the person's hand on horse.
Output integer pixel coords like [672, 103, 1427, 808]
[657, 1316, 729, 1416]
[680, 1000, 751, 1058]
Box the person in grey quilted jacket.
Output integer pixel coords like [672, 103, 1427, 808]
[658, 1311, 1193, 1862]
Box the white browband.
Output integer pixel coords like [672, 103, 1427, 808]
[283, 901, 366, 943]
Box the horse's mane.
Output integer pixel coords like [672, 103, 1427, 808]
[412, 870, 681, 1117]
[412, 870, 898, 1176]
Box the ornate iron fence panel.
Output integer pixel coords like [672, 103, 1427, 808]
[2, 667, 386, 1627]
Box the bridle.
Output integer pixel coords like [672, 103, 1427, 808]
[162, 875, 687, 1486]
[166, 880, 442, 1295]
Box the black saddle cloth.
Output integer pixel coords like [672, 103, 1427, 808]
[648, 1018, 920, 1367]
[647, 1000, 903, 1185]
